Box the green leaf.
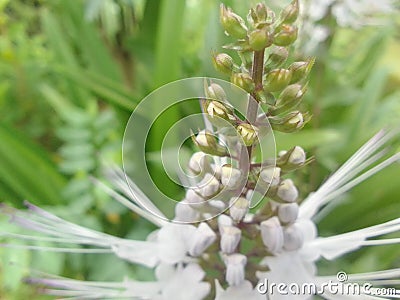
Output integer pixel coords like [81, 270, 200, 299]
[0, 123, 66, 205]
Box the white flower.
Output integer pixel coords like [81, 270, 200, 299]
[1, 130, 400, 299]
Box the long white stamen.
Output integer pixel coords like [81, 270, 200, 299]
[307, 217, 400, 259]
[0, 244, 113, 253]
[1, 202, 161, 267]
[300, 130, 399, 218]
[106, 167, 166, 217]
[93, 178, 167, 227]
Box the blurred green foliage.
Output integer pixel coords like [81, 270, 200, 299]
[0, 0, 399, 298]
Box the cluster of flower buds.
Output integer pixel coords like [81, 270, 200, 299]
[176, 0, 315, 289]
[214, 0, 313, 134]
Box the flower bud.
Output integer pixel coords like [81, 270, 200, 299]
[260, 216, 284, 253]
[280, 0, 299, 24]
[205, 101, 235, 127]
[278, 203, 299, 224]
[224, 253, 247, 286]
[188, 222, 216, 257]
[264, 69, 292, 92]
[265, 46, 289, 68]
[273, 24, 298, 46]
[212, 53, 234, 75]
[185, 189, 204, 204]
[276, 179, 298, 203]
[250, 3, 270, 25]
[249, 28, 272, 51]
[192, 130, 228, 156]
[220, 225, 241, 254]
[221, 165, 242, 189]
[269, 111, 307, 133]
[188, 152, 211, 175]
[174, 200, 200, 222]
[231, 72, 255, 93]
[218, 214, 233, 234]
[195, 173, 220, 198]
[283, 224, 304, 251]
[289, 58, 315, 83]
[272, 84, 306, 115]
[206, 83, 227, 102]
[220, 4, 248, 39]
[259, 166, 281, 188]
[229, 197, 250, 222]
[288, 146, 306, 164]
[278, 146, 306, 171]
[236, 123, 259, 146]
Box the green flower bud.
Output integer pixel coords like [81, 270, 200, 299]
[273, 25, 298, 46]
[231, 72, 255, 93]
[192, 130, 228, 156]
[249, 28, 272, 51]
[236, 123, 259, 146]
[269, 111, 308, 133]
[205, 83, 227, 102]
[265, 46, 289, 68]
[264, 68, 292, 92]
[289, 58, 315, 83]
[249, 3, 275, 27]
[272, 84, 306, 114]
[212, 53, 234, 75]
[205, 101, 235, 127]
[220, 4, 248, 39]
[280, 0, 299, 24]
[256, 3, 268, 19]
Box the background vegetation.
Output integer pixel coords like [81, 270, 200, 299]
[0, 0, 399, 298]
